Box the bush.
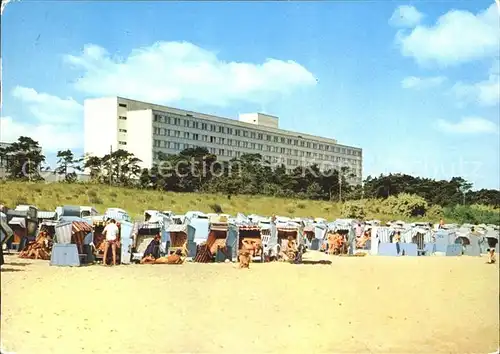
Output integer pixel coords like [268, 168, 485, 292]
[364, 198, 382, 213]
[208, 203, 223, 213]
[341, 200, 366, 219]
[276, 189, 295, 198]
[444, 204, 500, 225]
[262, 183, 282, 196]
[14, 196, 28, 205]
[89, 196, 103, 204]
[381, 193, 428, 217]
[87, 190, 98, 198]
[306, 182, 323, 200]
[426, 204, 444, 220]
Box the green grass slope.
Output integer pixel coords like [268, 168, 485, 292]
[0, 181, 442, 222]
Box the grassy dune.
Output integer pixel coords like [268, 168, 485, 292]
[1, 181, 435, 222]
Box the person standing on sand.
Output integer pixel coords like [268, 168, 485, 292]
[393, 231, 402, 255]
[439, 218, 444, 229]
[102, 219, 119, 266]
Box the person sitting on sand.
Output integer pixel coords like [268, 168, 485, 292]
[487, 248, 496, 264]
[326, 232, 336, 255]
[286, 236, 299, 260]
[292, 244, 306, 264]
[142, 233, 161, 260]
[356, 230, 370, 249]
[238, 249, 251, 268]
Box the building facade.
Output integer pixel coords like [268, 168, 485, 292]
[84, 97, 363, 184]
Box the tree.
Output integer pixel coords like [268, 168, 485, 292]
[0, 136, 45, 180]
[83, 150, 142, 186]
[456, 178, 473, 205]
[83, 155, 106, 183]
[100, 149, 142, 186]
[55, 149, 83, 182]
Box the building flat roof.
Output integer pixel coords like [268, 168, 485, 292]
[103, 96, 361, 150]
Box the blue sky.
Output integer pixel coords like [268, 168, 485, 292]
[1, 0, 499, 189]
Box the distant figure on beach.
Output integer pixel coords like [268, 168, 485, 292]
[487, 248, 496, 264]
[142, 249, 185, 264]
[327, 232, 344, 255]
[238, 249, 251, 268]
[356, 230, 370, 249]
[393, 231, 401, 255]
[355, 223, 363, 238]
[354, 223, 363, 247]
[158, 249, 185, 264]
[439, 218, 444, 229]
[102, 219, 119, 266]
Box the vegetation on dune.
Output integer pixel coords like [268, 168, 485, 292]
[1, 181, 498, 224]
[340, 197, 499, 225]
[0, 136, 499, 224]
[0, 181, 346, 220]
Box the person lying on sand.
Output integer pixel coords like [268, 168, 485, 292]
[141, 249, 185, 264]
[155, 249, 185, 264]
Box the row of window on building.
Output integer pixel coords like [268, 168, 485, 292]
[152, 139, 361, 167]
[152, 126, 361, 158]
[151, 114, 361, 156]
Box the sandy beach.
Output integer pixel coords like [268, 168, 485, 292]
[1, 252, 499, 354]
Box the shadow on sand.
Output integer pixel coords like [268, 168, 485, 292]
[0, 268, 25, 272]
[295, 260, 332, 265]
[4, 262, 31, 267]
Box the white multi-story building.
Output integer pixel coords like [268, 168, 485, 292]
[84, 97, 363, 184]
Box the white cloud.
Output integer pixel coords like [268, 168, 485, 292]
[436, 117, 499, 134]
[11, 86, 82, 123]
[452, 75, 500, 107]
[401, 76, 446, 89]
[0, 116, 82, 152]
[389, 5, 424, 28]
[396, 4, 500, 66]
[2, 87, 83, 151]
[64, 41, 317, 107]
